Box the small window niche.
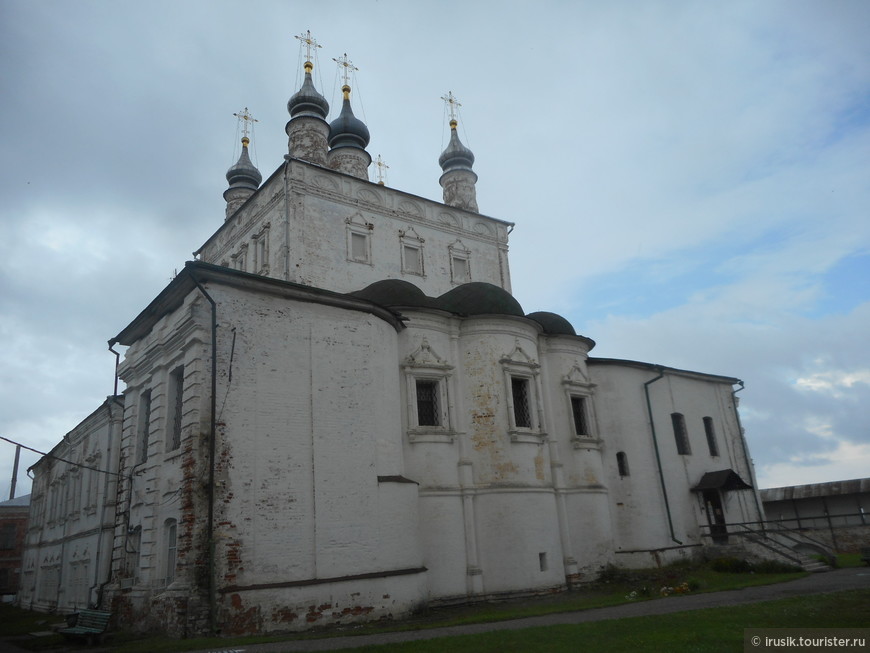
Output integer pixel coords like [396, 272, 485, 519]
[399, 227, 425, 276]
[449, 240, 471, 284]
[501, 342, 545, 442]
[561, 363, 599, 448]
[346, 213, 373, 265]
[403, 338, 454, 443]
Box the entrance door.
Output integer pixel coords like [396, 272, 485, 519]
[703, 490, 728, 544]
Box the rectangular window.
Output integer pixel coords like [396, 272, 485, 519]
[512, 377, 532, 428]
[415, 380, 440, 426]
[168, 366, 184, 452]
[137, 390, 152, 464]
[703, 417, 719, 456]
[671, 412, 691, 455]
[403, 245, 422, 274]
[0, 523, 15, 549]
[570, 396, 589, 436]
[451, 256, 470, 283]
[255, 234, 267, 270]
[351, 232, 369, 262]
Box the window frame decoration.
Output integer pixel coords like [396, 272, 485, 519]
[402, 337, 455, 443]
[448, 239, 472, 284]
[561, 363, 599, 448]
[252, 221, 271, 274]
[501, 341, 546, 443]
[346, 213, 374, 265]
[399, 227, 425, 277]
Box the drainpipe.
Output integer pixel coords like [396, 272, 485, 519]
[94, 344, 125, 608]
[189, 270, 218, 636]
[283, 156, 292, 281]
[731, 382, 764, 524]
[643, 367, 681, 545]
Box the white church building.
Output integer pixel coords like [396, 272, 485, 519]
[20, 46, 765, 636]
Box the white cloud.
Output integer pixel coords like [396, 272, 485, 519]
[1, 0, 869, 496]
[795, 369, 870, 398]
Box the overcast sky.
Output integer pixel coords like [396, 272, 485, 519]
[1, 0, 868, 499]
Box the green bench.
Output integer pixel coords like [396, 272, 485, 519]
[58, 609, 112, 644]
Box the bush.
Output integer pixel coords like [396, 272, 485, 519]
[709, 556, 802, 574]
[751, 560, 803, 574]
[710, 557, 753, 573]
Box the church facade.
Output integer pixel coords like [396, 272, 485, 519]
[20, 51, 762, 636]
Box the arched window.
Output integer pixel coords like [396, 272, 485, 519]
[616, 452, 630, 477]
[703, 417, 719, 456]
[671, 413, 691, 455]
[164, 519, 177, 586]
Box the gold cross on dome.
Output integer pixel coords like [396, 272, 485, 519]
[233, 107, 258, 139]
[333, 53, 359, 86]
[374, 154, 390, 184]
[294, 30, 321, 62]
[441, 91, 461, 122]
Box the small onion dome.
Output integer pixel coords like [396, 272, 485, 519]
[225, 137, 262, 190]
[287, 61, 330, 119]
[350, 279, 437, 308]
[526, 311, 577, 336]
[437, 282, 524, 317]
[328, 85, 370, 150]
[438, 119, 475, 173]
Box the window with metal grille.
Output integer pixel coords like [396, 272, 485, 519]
[571, 396, 589, 436]
[512, 377, 532, 428]
[703, 416, 719, 456]
[416, 380, 440, 426]
[671, 412, 691, 455]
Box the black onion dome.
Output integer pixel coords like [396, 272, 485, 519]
[438, 120, 475, 173]
[328, 86, 370, 150]
[437, 282, 524, 317]
[287, 63, 330, 119]
[351, 279, 436, 308]
[526, 311, 577, 336]
[225, 138, 262, 190]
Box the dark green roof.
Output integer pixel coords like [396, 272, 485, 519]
[437, 282, 524, 317]
[526, 311, 576, 336]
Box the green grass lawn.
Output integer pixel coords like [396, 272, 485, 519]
[0, 560, 835, 652]
[338, 590, 870, 653]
